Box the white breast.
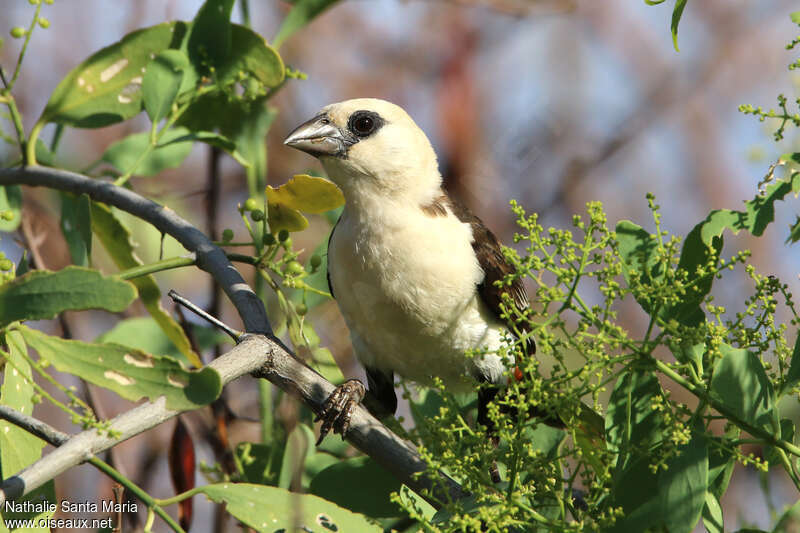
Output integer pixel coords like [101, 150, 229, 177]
[328, 195, 511, 390]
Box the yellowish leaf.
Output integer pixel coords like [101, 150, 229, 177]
[266, 174, 344, 214]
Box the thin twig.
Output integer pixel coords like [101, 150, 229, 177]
[168, 290, 242, 341]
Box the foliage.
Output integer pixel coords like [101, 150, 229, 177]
[0, 2, 798, 533]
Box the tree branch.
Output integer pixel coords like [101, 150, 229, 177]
[0, 166, 465, 507]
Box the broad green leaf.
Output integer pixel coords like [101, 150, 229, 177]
[97, 317, 231, 363]
[39, 22, 183, 128]
[273, 0, 341, 49]
[175, 93, 276, 195]
[784, 333, 800, 395]
[91, 202, 201, 367]
[702, 491, 724, 533]
[0, 332, 55, 532]
[711, 344, 779, 434]
[235, 442, 283, 486]
[310, 456, 402, 518]
[765, 419, 795, 466]
[289, 234, 335, 310]
[19, 325, 221, 410]
[277, 423, 315, 489]
[0, 185, 22, 232]
[608, 428, 707, 533]
[198, 483, 381, 532]
[267, 174, 345, 214]
[101, 127, 194, 177]
[218, 25, 285, 88]
[615, 220, 662, 314]
[0, 266, 136, 328]
[1, 331, 45, 470]
[187, 0, 235, 71]
[143, 49, 189, 122]
[60, 192, 92, 267]
[605, 367, 665, 455]
[671, 0, 688, 51]
[159, 131, 250, 168]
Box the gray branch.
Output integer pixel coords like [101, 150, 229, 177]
[0, 166, 464, 506]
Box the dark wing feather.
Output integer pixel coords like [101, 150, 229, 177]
[326, 218, 339, 299]
[446, 196, 534, 356]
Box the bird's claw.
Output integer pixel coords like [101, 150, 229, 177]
[315, 379, 366, 445]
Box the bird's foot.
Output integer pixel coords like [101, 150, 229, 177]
[315, 379, 366, 445]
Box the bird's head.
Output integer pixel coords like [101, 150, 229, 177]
[284, 98, 441, 203]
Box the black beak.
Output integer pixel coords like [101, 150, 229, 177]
[284, 114, 348, 157]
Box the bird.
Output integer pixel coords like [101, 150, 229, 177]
[283, 98, 542, 456]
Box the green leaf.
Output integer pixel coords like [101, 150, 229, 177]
[101, 127, 194, 177]
[60, 192, 92, 267]
[0, 185, 22, 232]
[615, 220, 663, 315]
[234, 441, 283, 486]
[608, 428, 707, 533]
[0, 331, 56, 532]
[273, 0, 341, 49]
[198, 482, 382, 532]
[702, 491, 724, 533]
[175, 93, 276, 195]
[310, 456, 402, 518]
[711, 344, 779, 434]
[39, 22, 183, 128]
[706, 434, 737, 499]
[143, 49, 189, 122]
[792, 12, 800, 26]
[783, 332, 800, 395]
[786, 216, 800, 245]
[187, 0, 235, 71]
[97, 317, 231, 363]
[605, 367, 665, 455]
[218, 25, 285, 88]
[91, 202, 201, 367]
[267, 174, 345, 214]
[158, 130, 250, 168]
[0, 266, 136, 328]
[671, 0, 688, 51]
[19, 325, 221, 410]
[277, 422, 315, 489]
[765, 419, 795, 466]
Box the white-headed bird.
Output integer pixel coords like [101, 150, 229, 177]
[284, 99, 543, 452]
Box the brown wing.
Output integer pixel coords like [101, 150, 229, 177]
[444, 196, 534, 356]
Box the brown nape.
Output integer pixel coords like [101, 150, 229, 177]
[420, 194, 449, 217]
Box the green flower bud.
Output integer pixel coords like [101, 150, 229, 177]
[285, 261, 305, 276]
[10, 27, 26, 39]
[281, 237, 292, 249]
[310, 254, 322, 269]
[37, 17, 50, 29]
[262, 233, 276, 246]
[278, 229, 289, 242]
[222, 228, 234, 242]
[243, 198, 259, 212]
[0, 259, 12, 271]
[250, 209, 264, 222]
[29, 0, 40, 5]
[1, 210, 13, 221]
[295, 302, 308, 316]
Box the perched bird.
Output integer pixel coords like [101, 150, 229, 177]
[284, 98, 539, 450]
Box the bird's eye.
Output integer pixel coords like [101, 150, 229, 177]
[354, 115, 373, 134]
[348, 111, 382, 138]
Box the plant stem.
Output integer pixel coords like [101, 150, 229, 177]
[117, 256, 196, 280]
[88, 457, 186, 533]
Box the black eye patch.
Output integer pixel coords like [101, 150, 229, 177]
[347, 110, 384, 138]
